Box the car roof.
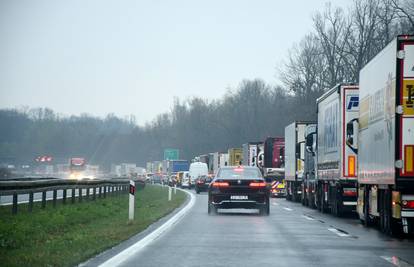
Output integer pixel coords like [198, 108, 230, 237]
[219, 166, 259, 170]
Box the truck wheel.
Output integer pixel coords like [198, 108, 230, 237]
[363, 185, 373, 227]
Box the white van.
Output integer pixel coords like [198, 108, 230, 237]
[180, 171, 191, 188]
[189, 162, 208, 187]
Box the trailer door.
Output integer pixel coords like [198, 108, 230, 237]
[399, 40, 414, 177]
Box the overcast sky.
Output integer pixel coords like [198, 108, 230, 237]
[0, 0, 349, 125]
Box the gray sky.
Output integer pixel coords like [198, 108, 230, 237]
[0, 0, 349, 125]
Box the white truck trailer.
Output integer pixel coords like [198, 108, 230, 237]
[316, 84, 359, 216]
[354, 35, 414, 234]
[285, 121, 314, 202]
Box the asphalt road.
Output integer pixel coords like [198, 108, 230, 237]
[89, 190, 414, 267]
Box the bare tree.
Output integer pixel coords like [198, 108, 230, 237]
[313, 3, 352, 87]
[391, 0, 414, 32]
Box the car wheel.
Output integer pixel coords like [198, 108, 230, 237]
[208, 203, 216, 215]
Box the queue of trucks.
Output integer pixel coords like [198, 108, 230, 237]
[284, 36, 414, 235]
[142, 36, 413, 235]
[165, 35, 413, 235]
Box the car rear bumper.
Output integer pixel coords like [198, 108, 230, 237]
[209, 193, 268, 209]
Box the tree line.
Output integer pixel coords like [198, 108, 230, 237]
[1, 0, 413, 169]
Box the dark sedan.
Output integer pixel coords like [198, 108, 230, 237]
[208, 166, 270, 215]
[195, 175, 212, 194]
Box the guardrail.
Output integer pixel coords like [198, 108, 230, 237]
[0, 178, 145, 214]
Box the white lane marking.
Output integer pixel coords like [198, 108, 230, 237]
[381, 256, 414, 267]
[328, 228, 350, 237]
[98, 189, 196, 267]
[302, 215, 315, 221]
[272, 202, 279, 206]
[283, 207, 293, 211]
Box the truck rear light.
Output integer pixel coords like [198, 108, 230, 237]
[343, 188, 357, 197]
[212, 182, 229, 188]
[249, 182, 266, 188]
[402, 200, 414, 209]
[405, 145, 414, 174]
[348, 156, 356, 177]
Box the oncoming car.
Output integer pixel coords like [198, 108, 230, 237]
[208, 166, 270, 215]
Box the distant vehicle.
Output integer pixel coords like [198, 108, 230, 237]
[179, 171, 191, 188]
[168, 174, 177, 187]
[194, 175, 212, 194]
[207, 166, 270, 215]
[69, 157, 86, 180]
[189, 162, 208, 188]
[151, 174, 162, 184]
[242, 142, 262, 167]
[145, 173, 153, 182]
[228, 148, 243, 166]
[264, 168, 286, 197]
[285, 122, 314, 202]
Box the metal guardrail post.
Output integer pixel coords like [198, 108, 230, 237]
[99, 186, 102, 198]
[28, 192, 34, 212]
[71, 188, 75, 204]
[92, 187, 96, 200]
[42, 191, 46, 208]
[86, 187, 90, 200]
[53, 190, 57, 207]
[103, 186, 107, 198]
[79, 188, 83, 202]
[63, 189, 67, 204]
[12, 193, 18, 214]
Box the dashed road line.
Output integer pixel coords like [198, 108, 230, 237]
[381, 256, 414, 267]
[302, 215, 315, 221]
[272, 202, 279, 206]
[328, 227, 350, 237]
[283, 207, 293, 211]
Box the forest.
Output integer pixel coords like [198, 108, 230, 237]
[1, 0, 413, 168]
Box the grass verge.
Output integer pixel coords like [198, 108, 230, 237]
[0, 185, 186, 267]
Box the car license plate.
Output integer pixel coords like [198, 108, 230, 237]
[231, 195, 248, 200]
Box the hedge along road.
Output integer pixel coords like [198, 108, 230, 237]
[0, 184, 187, 267]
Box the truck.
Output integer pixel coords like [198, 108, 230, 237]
[303, 124, 318, 208]
[219, 153, 229, 168]
[353, 35, 414, 234]
[69, 157, 86, 179]
[285, 122, 314, 202]
[242, 142, 262, 167]
[315, 83, 359, 216]
[212, 152, 227, 175]
[228, 148, 243, 166]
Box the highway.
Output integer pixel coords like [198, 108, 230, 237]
[86, 190, 414, 267]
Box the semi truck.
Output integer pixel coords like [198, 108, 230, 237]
[303, 124, 317, 208]
[316, 84, 359, 216]
[242, 142, 262, 167]
[285, 122, 314, 202]
[354, 35, 414, 234]
[228, 148, 243, 166]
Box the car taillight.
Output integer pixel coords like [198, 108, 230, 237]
[212, 182, 229, 188]
[197, 180, 204, 184]
[402, 200, 414, 209]
[249, 182, 266, 188]
[343, 188, 357, 197]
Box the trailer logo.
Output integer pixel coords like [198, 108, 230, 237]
[346, 95, 359, 111]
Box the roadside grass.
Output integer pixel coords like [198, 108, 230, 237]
[0, 185, 186, 267]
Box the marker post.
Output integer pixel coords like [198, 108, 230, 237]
[129, 180, 135, 220]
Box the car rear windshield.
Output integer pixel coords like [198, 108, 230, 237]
[217, 168, 262, 179]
